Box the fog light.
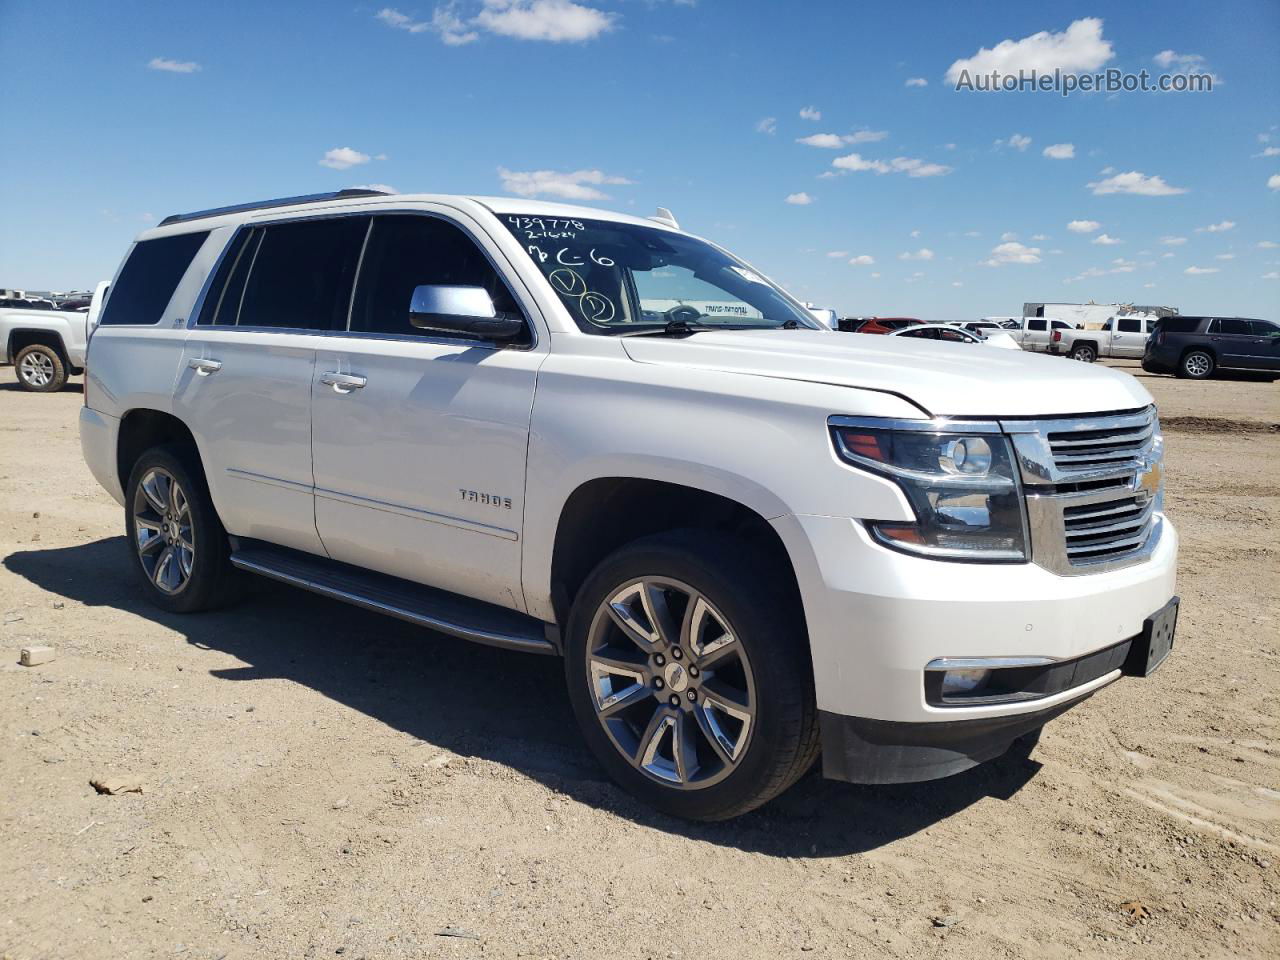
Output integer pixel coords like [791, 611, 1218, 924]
[940, 668, 991, 696]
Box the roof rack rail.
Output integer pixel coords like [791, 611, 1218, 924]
[158, 188, 393, 227]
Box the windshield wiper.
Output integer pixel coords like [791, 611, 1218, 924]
[619, 319, 733, 337]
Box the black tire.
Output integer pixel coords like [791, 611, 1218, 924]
[124, 445, 237, 613]
[1179, 349, 1214, 380]
[1069, 343, 1097, 363]
[564, 530, 819, 821]
[14, 343, 67, 392]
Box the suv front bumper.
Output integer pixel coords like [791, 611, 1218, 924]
[771, 512, 1178, 782]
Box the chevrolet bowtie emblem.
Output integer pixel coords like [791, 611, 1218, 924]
[1133, 460, 1162, 501]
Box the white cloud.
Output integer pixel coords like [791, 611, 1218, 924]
[376, 8, 431, 33]
[1092, 233, 1122, 245]
[1098, 165, 1115, 175]
[319, 147, 372, 170]
[148, 57, 201, 73]
[899, 248, 934, 261]
[1270, 174, 1280, 191]
[1184, 266, 1219, 275]
[1000, 231, 1018, 241]
[475, 0, 616, 43]
[799, 106, 821, 121]
[995, 133, 1031, 151]
[848, 255, 875, 265]
[1196, 220, 1235, 233]
[431, 4, 482, 44]
[1254, 146, 1280, 158]
[1263, 272, 1280, 280]
[905, 77, 928, 87]
[1144, 282, 1156, 288]
[1032, 233, 1048, 241]
[352, 183, 399, 194]
[832, 153, 952, 178]
[826, 250, 849, 258]
[755, 116, 777, 135]
[1067, 219, 1101, 233]
[1214, 253, 1236, 260]
[847, 129, 889, 144]
[870, 272, 881, 278]
[1087, 170, 1187, 196]
[1258, 240, 1279, 249]
[1159, 235, 1187, 245]
[498, 167, 632, 200]
[379, 2, 613, 45]
[909, 229, 921, 238]
[1110, 258, 1137, 272]
[963, 230, 982, 237]
[946, 17, 1114, 85]
[1161, 252, 1175, 259]
[944, 143, 957, 151]
[1043, 143, 1075, 159]
[785, 192, 814, 205]
[796, 134, 846, 149]
[983, 241, 1042, 266]
[952, 281, 963, 287]
[1152, 49, 1220, 85]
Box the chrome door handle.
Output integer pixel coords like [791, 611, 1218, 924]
[188, 357, 223, 376]
[319, 371, 367, 394]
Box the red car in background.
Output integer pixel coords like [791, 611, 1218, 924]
[838, 317, 923, 335]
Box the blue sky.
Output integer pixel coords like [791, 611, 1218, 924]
[1, 1, 1277, 321]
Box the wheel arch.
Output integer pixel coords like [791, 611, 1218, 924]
[116, 408, 205, 497]
[1180, 343, 1216, 363]
[8, 329, 69, 366]
[547, 476, 804, 632]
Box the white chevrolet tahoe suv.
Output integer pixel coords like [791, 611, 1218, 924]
[80, 190, 1179, 820]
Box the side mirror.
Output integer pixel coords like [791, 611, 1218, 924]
[408, 285, 525, 340]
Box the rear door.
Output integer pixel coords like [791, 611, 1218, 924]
[1111, 316, 1145, 358]
[174, 216, 368, 556]
[1022, 317, 1049, 351]
[310, 210, 545, 610]
[1208, 317, 1256, 368]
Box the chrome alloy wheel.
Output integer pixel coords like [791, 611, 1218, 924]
[1184, 353, 1211, 377]
[132, 468, 195, 595]
[18, 351, 55, 387]
[585, 577, 756, 789]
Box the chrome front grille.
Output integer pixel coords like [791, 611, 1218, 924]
[1000, 406, 1163, 576]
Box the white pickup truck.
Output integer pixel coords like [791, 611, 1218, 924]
[1050, 314, 1159, 363]
[982, 316, 1077, 353]
[78, 190, 1178, 820]
[1, 281, 110, 391]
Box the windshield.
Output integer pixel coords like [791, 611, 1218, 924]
[500, 216, 818, 334]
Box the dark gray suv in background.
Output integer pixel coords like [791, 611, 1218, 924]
[1143, 316, 1280, 380]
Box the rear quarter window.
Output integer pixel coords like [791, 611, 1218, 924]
[99, 232, 210, 326]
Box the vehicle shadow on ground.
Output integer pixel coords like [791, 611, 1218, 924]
[0, 381, 83, 393]
[5, 537, 1042, 857]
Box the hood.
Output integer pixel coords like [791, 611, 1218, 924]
[621, 329, 1152, 418]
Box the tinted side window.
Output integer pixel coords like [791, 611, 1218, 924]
[1212, 318, 1251, 335]
[237, 217, 369, 330]
[349, 215, 525, 338]
[1028, 318, 1046, 331]
[1160, 316, 1200, 334]
[1118, 317, 1140, 333]
[197, 228, 261, 326]
[99, 232, 209, 326]
[1249, 320, 1279, 337]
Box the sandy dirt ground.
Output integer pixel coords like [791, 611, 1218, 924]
[1, 359, 1277, 960]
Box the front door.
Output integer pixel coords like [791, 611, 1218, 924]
[174, 215, 368, 555]
[1245, 320, 1280, 371]
[1210, 317, 1258, 367]
[310, 212, 545, 611]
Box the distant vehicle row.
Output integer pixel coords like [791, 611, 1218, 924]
[1143, 316, 1279, 379]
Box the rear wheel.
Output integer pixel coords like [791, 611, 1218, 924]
[1180, 350, 1214, 380]
[1069, 343, 1097, 363]
[15, 344, 67, 392]
[124, 446, 237, 613]
[565, 531, 819, 820]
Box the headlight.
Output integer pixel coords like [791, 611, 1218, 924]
[831, 419, 1028, 562]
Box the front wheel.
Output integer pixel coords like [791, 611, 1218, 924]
[15, 344, 67, 392]
[1180, 350, 1214, 380]
[565, 531, 819, 820]
[124, 446, 237, 613]
[1070, 343, 1097, 363]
